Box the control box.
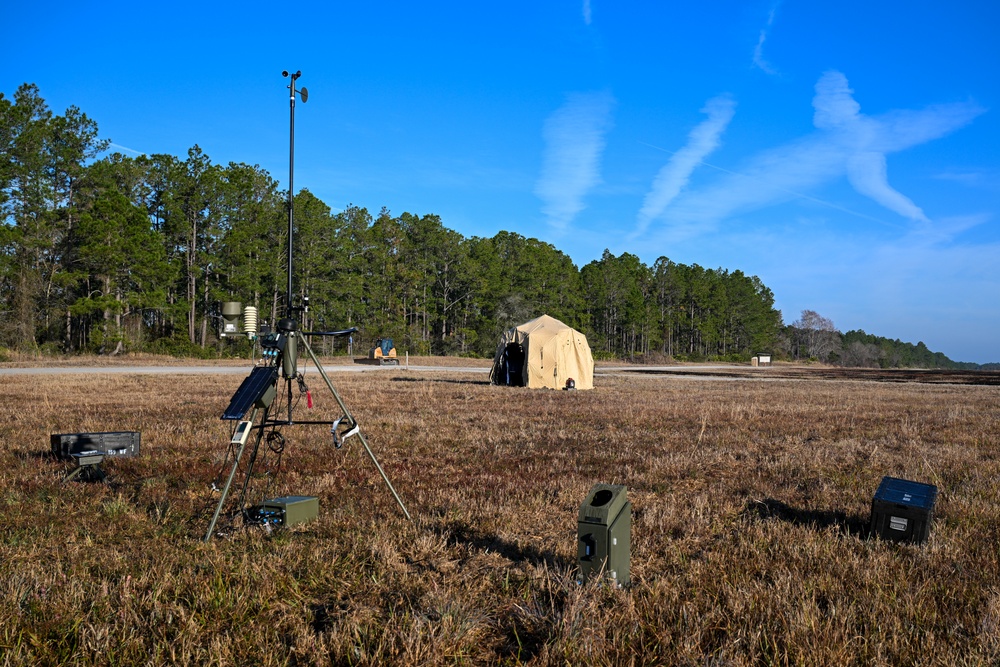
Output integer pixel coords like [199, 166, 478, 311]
[247, 496, 319, 527]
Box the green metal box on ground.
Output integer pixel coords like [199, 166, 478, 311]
[262, 495, 319, 527]
[578, 483, 630, 586]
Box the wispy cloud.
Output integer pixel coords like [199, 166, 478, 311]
[815, 72, 927, 221]
[752, 5, 780, 75]
[634, 95, 735, 237]
[582, 0, 592, 25]
[656, 71, 984, 234]
[847, 151, 928, 221]
[535, 91, 614, 230]
[934, 168, 1000, 190]
[909, 212, 991, 243]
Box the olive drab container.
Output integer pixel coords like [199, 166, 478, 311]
[578, 483, 630, 586]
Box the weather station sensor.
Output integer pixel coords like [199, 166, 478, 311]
[51, 431, 140, 460]
[52, 431, 141, 483]
[203, 70, 411, 542]
[259, 331, 286, 351]
[220, 301, 242, 337]
[217, 301, 259, 340]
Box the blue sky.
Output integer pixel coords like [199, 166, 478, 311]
[3, 1, 998, 363]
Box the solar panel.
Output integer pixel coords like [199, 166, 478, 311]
[222, 366, 278, 420]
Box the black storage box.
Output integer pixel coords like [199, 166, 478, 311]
[51, 431, 141, 460]
[870, 476, 937, 544]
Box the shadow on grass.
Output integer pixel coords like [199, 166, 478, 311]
[19, 449, 123, 486]
[308, 520, 560, 662]
[743, 498, 870, 539]
[16, 450, 62, 461]
[390, 377, 489, 386]
[433, 519, 561, 662]
[433, 519, 563, 569]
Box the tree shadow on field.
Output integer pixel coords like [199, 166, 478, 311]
[390, 377, 488, 386]
[743, 498, 870, 539]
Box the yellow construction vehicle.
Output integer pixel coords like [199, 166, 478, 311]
[366, 338, 399, 365]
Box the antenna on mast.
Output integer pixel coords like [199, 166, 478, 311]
[281, 70, 308, 321]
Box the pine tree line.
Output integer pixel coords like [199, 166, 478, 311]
[5, 83, 982, 367]
[0, 83, 783, 360]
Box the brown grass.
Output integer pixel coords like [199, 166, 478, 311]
[1, 366, 999, 665]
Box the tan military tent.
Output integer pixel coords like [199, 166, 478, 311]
[489, 314, 594, 390]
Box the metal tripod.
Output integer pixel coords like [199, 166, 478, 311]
[204, 327, 411, 542]
[203, 70, 410, 541]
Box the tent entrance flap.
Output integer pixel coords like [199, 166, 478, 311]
[501, 343, 525, 387]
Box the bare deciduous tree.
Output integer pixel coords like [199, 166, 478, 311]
[792, 309, 841, 362]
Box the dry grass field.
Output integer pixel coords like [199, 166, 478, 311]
[1, 363, 999, 665]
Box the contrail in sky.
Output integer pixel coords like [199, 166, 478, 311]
[535, 91, 614, 231]
[108, 142, 143, 155]
[633, 94, 735, 238]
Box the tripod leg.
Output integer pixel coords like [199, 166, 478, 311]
[301, 337, 412, 521]
[356, 431, 412, 521]
[205, 408, 260, 541]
